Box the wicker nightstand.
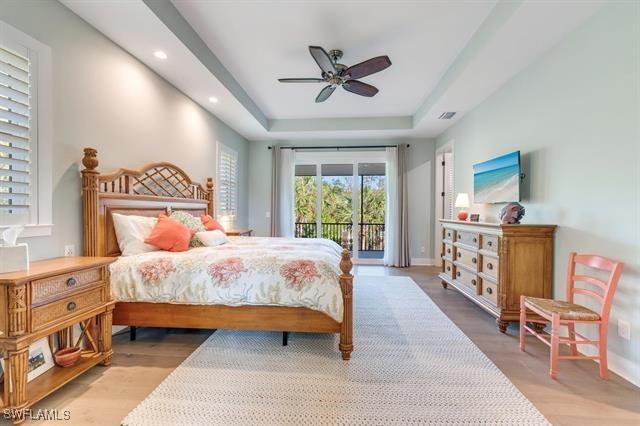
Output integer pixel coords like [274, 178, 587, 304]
[0, 257, 115, 423]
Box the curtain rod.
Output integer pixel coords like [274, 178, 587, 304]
[268, 144, 409, 150]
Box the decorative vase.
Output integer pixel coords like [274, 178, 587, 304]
[499, 202, 525, 224]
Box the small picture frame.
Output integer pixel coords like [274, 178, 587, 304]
[27, 338, 55, 382]
[470, 214, 480, 222]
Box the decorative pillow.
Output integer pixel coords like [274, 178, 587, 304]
[200, 214, 226, 233]
[112, 213, 159, 256]
[195, 230, 229, 247]
[169, 211, 206, 247]
[144, 215, 193, 252]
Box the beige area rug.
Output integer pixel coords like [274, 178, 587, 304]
[123, 276, 548, 425]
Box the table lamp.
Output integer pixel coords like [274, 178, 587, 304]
[455, 193, 470, 221]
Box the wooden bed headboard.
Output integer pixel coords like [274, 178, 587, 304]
[81, 147, 214, 257]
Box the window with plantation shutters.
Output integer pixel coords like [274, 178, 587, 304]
[217, 143, 238, 218]
[0, 40, 33, 226]
[0, 21, 52, 237]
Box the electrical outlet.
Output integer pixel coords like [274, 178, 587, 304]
[618, 319, 631, 340]
[64, 244, 75, 257]
[265, 211, 271, 218]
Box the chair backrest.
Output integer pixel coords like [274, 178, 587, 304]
[566, 252, 624, 321]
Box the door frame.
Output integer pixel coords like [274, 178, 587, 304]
[295, 150, 388, 264]
[434, 141, 454, 260]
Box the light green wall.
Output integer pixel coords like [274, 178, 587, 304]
[248, 138, 436, 263]
[436, 3, 639, 385]
[0, 0, 249, 260]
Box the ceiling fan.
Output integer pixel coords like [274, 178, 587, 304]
[278, 46, 392, 103]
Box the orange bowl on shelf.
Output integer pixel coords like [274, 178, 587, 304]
[54, 346, 82, 368]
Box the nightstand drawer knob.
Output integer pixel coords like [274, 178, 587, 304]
[66, 277, 77, 287]
[67, 301, 77, 311]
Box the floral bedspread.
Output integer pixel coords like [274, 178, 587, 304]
[109, 237, 345, 322]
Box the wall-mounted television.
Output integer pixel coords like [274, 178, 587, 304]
[473, 151, 521, 204]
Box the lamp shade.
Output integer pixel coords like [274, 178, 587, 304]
[455, 193, 470, 208]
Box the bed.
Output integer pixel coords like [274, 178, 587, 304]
[80, 147, 353, 360]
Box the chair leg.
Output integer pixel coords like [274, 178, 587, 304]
[550, 313, 560, 380]
[599, 323, 609, 380]
[567, 323, 578, 356]
[519, 296, 526, 352]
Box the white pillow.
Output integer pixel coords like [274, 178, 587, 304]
[195, 230, 229, 247]
[112, 213, 159, 256]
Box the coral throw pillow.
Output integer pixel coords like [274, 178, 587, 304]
[144, 215, 193, 252]
[200, 214, 226, 233]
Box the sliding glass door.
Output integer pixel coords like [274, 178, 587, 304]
[294, 151, 386, 263]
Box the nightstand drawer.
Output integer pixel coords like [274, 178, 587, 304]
[32, 287, 105, 331]
[31, 267, 103, 305]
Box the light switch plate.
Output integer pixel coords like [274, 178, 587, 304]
[618, 319, 631, 340]
[265, 211, 271, 218]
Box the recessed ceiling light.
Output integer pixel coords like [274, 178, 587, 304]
[154, 50, 167, 60]
[208, 96, 219, 103]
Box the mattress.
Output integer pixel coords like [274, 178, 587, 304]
[109, 237, 345, 322]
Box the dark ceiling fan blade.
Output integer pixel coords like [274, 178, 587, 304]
[278, 78, 326, 83]
[344, 56, 392, 80]
[315, 85, 336, 103]
[309, 46, 336, 75]
[342, 80, 379, 97]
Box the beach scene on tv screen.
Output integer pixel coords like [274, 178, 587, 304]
[473, 151, 520, 203]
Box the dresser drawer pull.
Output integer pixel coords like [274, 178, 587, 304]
[486, 287, 493, 295]
[446, 266, 451, 272]
[66, 277, 77, 287]
[456, 272, 461, 277]
[457, 252, 461, 258]
[487, 241, 493, 247]
[67, 301, 77, 311]
[472, 237, 477, 243]
[471, 279, 476, 286]
[487, 262, 494, 270]
[472, 258, 477, 264]
[446, 248, 451, 254]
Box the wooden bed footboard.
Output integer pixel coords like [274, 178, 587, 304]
[81, 147, 354, 360]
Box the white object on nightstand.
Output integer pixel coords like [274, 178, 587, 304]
[0, 226, 29, 273]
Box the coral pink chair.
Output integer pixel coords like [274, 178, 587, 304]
[519, 252, 624, 380]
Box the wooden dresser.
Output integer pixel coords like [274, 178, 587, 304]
[0, 257, 115, 423]
[439, 220, 556, 333]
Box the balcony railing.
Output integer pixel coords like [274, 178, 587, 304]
[294, 222, 385, 252]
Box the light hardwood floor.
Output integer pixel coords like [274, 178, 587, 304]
[26, 266, 639, 425]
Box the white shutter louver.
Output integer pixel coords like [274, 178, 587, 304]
[0, 42, 32, 226]
[218, 146, 238, 217]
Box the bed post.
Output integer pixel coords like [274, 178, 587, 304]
[206, 177, 214, 216]
[339, 249, 354, 360]
[82, 147, 100, 256]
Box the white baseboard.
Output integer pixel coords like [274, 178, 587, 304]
[411, 257, 437, 266]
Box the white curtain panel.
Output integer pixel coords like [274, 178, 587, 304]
[277, 148, 295, 237]
[384, 147, 399, 266]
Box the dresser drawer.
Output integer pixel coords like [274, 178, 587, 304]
[32, 267, 103, 305]
[456, 231, 479, 247]
[455, 247, 478, 270]
[443, 260, 454, 279]
[443, 227, 454, 242]
[481, 235, 499, 252]
[455, 267, 478, 291]
[32, 287, 106, 331]
[442, 243, 454, 260]
[482, 280, 498, 306]
[482, 256, 499, 280]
